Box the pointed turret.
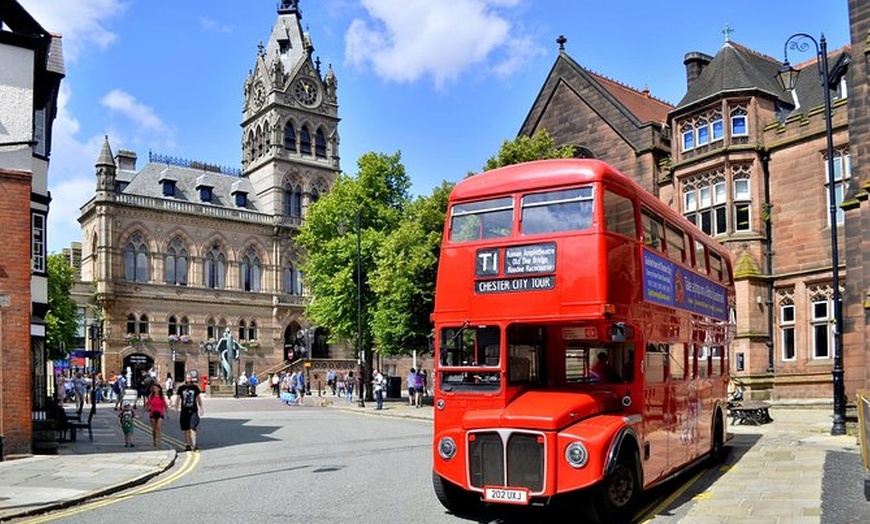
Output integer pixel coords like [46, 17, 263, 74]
[95, 135, 116, 193]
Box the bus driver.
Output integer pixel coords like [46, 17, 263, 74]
[590, 351, 620, 382]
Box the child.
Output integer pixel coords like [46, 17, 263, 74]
[118, 401, 136, 447]
[144, 383, 169, 448]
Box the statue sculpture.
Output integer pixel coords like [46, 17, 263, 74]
[215, 328, 245, 383]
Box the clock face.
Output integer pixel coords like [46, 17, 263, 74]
[293, 78, 319, 106]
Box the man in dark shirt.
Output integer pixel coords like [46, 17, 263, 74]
[174, 371, 204, 451]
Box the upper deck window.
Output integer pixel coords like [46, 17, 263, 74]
[521, 187, 593, 235]
[450, 197, 513, 242]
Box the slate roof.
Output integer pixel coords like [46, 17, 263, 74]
[122, 162, 260, 212]
[674, 41, 851, 117]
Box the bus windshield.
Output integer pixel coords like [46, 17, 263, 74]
[439, 325, 501, 392]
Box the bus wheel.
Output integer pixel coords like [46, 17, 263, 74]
[589, 451, 640, 523]
[432, 470, 479, 516]
[708, 412, 726, 465]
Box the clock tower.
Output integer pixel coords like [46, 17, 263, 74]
[242, 0, 339, 218]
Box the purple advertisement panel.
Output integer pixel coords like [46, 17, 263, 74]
[642, 250, 728, 321]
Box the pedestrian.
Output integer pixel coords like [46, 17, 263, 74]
[271, 373, 280, 397]
[144, 382, 169, 448]
[93, 373, 104, 404]
[413, 369, 424, 408]
[344, 371, 355, 403]
[406, 368, 418, 407]
[248, 372, 259, 396]
[118, 401, 136, 447]
[113, 372, 127, 410]
[174, 371, 204, 451]
[372, 369, 385, 410]
[72, 371, 86, 414]
[164, 372, 174, 402]
[296, 370, 306, 405]
[326, 369, 336, 395]
[135, 370, 153, 409]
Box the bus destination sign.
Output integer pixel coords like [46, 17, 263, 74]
[642, 250, 728, 321]
[475, 242, 556, 294]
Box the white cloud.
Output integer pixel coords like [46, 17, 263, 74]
[17, 0, 127, 62]
[100, 89, 173, 136]
[199, 17, 233, 35]
[345, 0, 532, 88]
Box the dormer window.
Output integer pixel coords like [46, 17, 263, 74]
[200, 187, 213, 202]
[159, 169, 178, 197]
[234, 191, 247, 207]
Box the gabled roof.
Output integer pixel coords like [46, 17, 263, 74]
[676, 41, 785, 110]
[519, 50, 673, 150]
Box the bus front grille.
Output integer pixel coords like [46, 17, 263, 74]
[468, 431, 544, 492]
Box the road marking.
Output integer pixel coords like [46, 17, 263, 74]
[18, 448, 199, 523]
[634, 469, 706, 523]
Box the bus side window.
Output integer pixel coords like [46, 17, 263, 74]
[603, 190, 636, 237]
[645, 343, 667, 384]
[641, 209, 665, 252]
[669, 343, 688, 380]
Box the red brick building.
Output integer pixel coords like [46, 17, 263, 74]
[519, 8, 868, 402]
[0, 0, 64, 458]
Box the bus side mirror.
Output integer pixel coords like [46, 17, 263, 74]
[611, 322, 626, 342]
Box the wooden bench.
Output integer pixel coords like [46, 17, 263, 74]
[68, 405, 96, 441]
[728, 401, 773, 425]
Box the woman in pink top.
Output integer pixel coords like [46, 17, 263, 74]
[145, 383, 169, 447]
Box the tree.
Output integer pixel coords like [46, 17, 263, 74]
[483, 129, 576, 171]
[46, 253, 78, 360]
[297, 151, 410, 380]
[370, 182, 452, 356]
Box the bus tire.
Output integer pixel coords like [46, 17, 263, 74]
[708, 410, 726, 465]
[588, 450, 640, 524]
[432, 470, 479, 516]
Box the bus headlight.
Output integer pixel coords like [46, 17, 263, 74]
[565, 441, 588, 468]
[438, 437, 457, 460]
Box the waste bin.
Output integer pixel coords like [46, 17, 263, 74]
[387, 376, 402, 399]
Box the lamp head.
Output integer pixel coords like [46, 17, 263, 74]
[776, 61, 800, 91]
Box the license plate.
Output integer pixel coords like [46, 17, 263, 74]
[483, 486, 530, 505]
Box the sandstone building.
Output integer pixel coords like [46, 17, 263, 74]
[76, 1, 348, 388]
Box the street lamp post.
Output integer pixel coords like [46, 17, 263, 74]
[87, 320, 104, 407]
[355, 210, 366, 407]
[776, 33, 845, 436]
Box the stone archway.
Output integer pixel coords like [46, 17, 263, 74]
[283, 322, 302, 361]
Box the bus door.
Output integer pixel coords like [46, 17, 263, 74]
[643, 343, 670, 483]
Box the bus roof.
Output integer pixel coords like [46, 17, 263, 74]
[451, 158, 728, 255]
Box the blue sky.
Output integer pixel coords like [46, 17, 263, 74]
[17, 0, 850, 254]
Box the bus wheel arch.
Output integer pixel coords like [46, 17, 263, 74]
[432, 470, 480, 516]
[589, 446, 642, 523]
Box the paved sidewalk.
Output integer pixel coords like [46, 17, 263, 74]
[0, 403, 176, 521]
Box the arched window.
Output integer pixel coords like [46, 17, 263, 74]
[238, 319, 247, 341]
[168, 315, 178, 336]
[730, 107, 748, 136]
[205, 244, 226, 289]
[248, 130, 256, 161]
[240, 247, 262, 292]
[256, 125, 264, 157]
[284, 123, 297, 152]
[127, 314, 136, 334]
[207, 318, 216, 340]
[164, 238, 188, 285]
[284, 183, 303, 217]
[315, 128, 326, 158]
[248, 320, 258, 341]
[139, 314, 149, 335]
[300, 125, 311, 155]
[310, 186, 320, 205]
[124, 233, 149, 282]
[284, 265, 304, 295]
[180, 316, 190, 337]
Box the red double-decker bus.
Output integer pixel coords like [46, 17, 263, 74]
[431, 159, 735, 522]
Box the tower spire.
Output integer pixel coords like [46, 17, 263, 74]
[278, 0, 300, 17]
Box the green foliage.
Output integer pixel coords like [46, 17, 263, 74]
[46, 254, 78, 360]
[370, 182, 452, 356]
[483, 129, 576, 171]
[297, 151, 411, 359]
